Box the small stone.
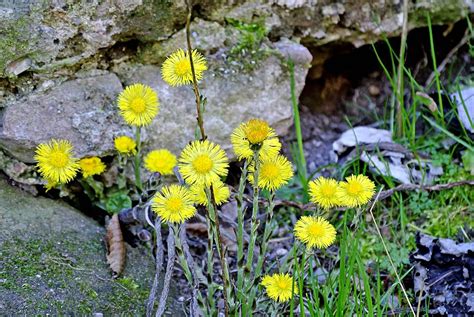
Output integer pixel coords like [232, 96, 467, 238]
[276, 248, 288, 256]
[368, 85, 380, 96]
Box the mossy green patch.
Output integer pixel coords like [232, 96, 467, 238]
[0, 176, 181, 315]
[0, 17, 33, 76]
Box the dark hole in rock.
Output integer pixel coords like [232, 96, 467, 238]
[283, 19, 471, 175]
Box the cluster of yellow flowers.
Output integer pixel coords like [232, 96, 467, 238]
[35, 139, 107, 190]
[310, 175, 376, 208]
[34, 46, 378, 309]
[258, 174, 375, 302]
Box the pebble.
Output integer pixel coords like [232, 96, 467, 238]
[276, 248, 288, 256]
[369, 85, 380, 96]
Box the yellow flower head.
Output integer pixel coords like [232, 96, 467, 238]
[144, 149, 177, 175]
[190, 180, 230, 206]
[309, 177, 341, 209]
[34, 139, 79, 184]
[337, 174, 375, 207]
[231, 120, 281, 161]
[244, 119, 272, 144]
[249, 154, 293, 191]
[79, 156, 106, 178]
[152, 184, 197, 223]
[178, 140, 229, 186]
[161, 49, 208, 86]
[294, 216, 336, 249]
[114, 136, 136, 155]
[118, 83, 159, 126]
[261, 273, 298, 303]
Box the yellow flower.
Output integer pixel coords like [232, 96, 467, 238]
[294, 216, 336, 249]
[117, 83, 159, 126]
[79, 157, 106, 178]
[231, 120, 281, 160]
[152, 184, 196, 223]
[249, 154, 293, 191]
[34, 139, 79, 184]
[337, 175, 375, 207]
[144, 149, 177, 175]
[190, 180, 230, 206]
[114, 136, 136, 155]
[178, 140, 229, 186]
[309, 177, 341, 209]
[261, 273, 297, 303]
[161, 49, 208, 86]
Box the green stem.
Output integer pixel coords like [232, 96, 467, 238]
[288, 60, 308, 201]
[206, 187, 231, 316]
[247, 192, 276, 309]
[242, 149, 260, 316]
[134, 126, 143, 191]
[236, 160, 249, 313]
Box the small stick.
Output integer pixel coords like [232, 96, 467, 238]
[425, 28, 469, 87]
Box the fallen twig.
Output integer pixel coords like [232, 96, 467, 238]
[425, 28, 470, 87]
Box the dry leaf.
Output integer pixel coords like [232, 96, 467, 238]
[105, 214, 126, 278]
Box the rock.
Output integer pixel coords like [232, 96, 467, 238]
[0, 73, 130, 162]
[1, 39, 310, 161]
[332, 126, 393, 154]
[450, 87, 474, 134]
[0, 0, 470, 167]
[0, 1, 187, 76]
[204, 1, 471, 47]
[0, 176, 181, 315]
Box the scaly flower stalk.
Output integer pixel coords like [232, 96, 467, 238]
[134, 126, 143, 191]
[235, 160, 249, 307]
[242, 148, 261, 316]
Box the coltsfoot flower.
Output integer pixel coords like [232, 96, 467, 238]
[249, 154, 293, 191]
[118, 83, 159, 126]
[261, 273, 298, 302]
[190, 180, 230, 206]
[161, 49, 207, 86]
[35, 139, 79, 184]
[294, 216, 336, 249]
[152, 184, 196, 223]
[178, 140, 229, 186]
[309, 177, 341, 209]
[144, 149, 177, 175]
[114, 136, 137, 155]
[231, 119, 281, 160]
[337, 174, 375, 207]
[79, 156, 106, 178]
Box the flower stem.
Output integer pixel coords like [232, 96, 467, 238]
[247, 192, 276, 309]
[206, 187, 230, 317]
[236, 160, 249, 308]
[185, 0, 206, 141]
[242, 149, 260, 316]
[134, 126, 143, 191]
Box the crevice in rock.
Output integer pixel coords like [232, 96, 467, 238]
[283, 19, 471, 174]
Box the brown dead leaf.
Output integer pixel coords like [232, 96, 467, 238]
[105, 214, 126, 278]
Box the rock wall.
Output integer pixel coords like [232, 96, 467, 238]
[0, 1, 471, 166]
